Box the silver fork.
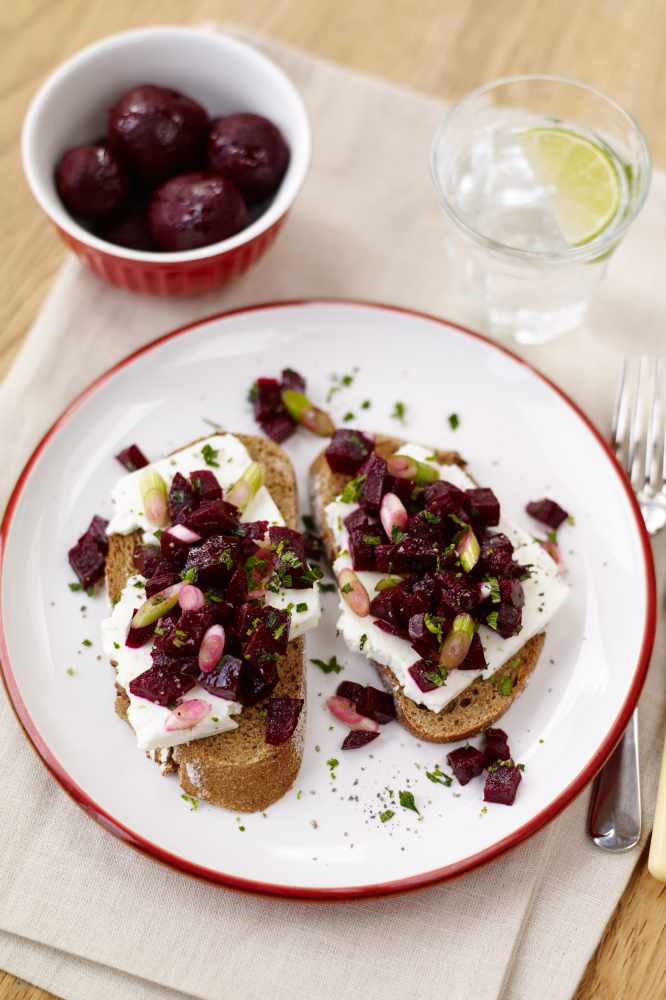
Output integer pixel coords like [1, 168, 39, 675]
[589, 355, 664, 851]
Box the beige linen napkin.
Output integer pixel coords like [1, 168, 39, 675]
[1, 28, 665, 1000]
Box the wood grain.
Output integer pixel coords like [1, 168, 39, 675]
[2, 2, 666, 999]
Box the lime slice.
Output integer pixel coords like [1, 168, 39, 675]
[519, 128, 621, 246]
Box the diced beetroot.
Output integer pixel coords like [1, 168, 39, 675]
[336, 680, 365, 705]
[437, 571, 480, 616]
[88, 515, 110, 555]
[115, 444, 149, 472]
[236, 601, 260, 637]
[262, 606, 291, 654]
[269, 526, 311, 589]
[241, 520, 269, 541]
[344, 508, 371, 532]
[243, 623, 280, 678]
[369, 588, 402, 626]
[411, 639, 440, 659]
[357, 453, 388, 513]
[408, 613, 439, 647]
[160, 526, 192, 566]
[241, 660, 279, 706]
[395, 583, 414, 621]
[458, 632, 487, 670]
[198, 654, 245, 700]
[281, 368, 306, 393]
[154, 609, 210, 658]
[408, 659, 440, 693]
[487, 602, 522, 638]
[178, 656, 201, 677]
[407, 510, 442, 540]
[68, 530, 106, 588]
[526, 498, 569, 530]
[505, 561, 531, 580]
[145, 571, 180, 598]
[265, 697, 304, 745]
[204, 594, 234, 626]
[413, 572, 445, 602]
[358, 686, 396, 724]
[325, 429, 375, 474]
[424, 480, 470, 513]
[226, 567, 249, 606]
[185, 536, 241, 587]
[253, 378, 282, 421]
[396, 536, 439, 568]
[168, 472, 198, 524]
[484, 764, 522, 805]
[132, 545, 162, 578]
[125, 608, 156, 648]
[261, 412, 297, 443]
[410, 591, 431, 616]
[500, 578, 525, 608]
[385, 475, 417, 503]
[189, 469, 222, 501]
[467, 488, 500, 527]
[484, 727, 511, 768]
[342, 730, 380, 749]
[374, 619, 404, 637]
[477, 533, 513, 576]
[129, 662, 195, 706]
[447, 745, 485, 785]
[184, 499, 239, 537]
[375, 544, 410, 574]
[304, 530, 324, 562]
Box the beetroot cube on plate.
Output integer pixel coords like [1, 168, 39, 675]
[447, 745, 485, 785]
[526, 498, 569, 530]
[336, 680, 365, 706]
[261, 412, 296, 443]
[484, 727, 511, 768]
[115, 444, 149, 472]
[281, 368, 306, 393]
[68, 517, 108, 588]
[342, 730, 379, 749]
[484, 763, 522, 805]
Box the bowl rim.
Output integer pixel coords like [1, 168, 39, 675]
[21, 25, 311, 264]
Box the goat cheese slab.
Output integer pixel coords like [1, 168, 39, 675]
[325, 443, 569, 713]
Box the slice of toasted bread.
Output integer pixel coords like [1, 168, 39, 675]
[309, 434, 545, 743]
[107, 434, 306, 812]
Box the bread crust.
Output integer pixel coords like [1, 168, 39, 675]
[106, 433, 306, 812]
[308, 435, 545, 743]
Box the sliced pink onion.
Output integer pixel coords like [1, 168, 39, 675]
[165, 699, 212, 731]
[166, 523, 202, 544]
[338, 568, 370, 617]
[387, 455, 438, 483]
[326, 696, 379, 732]
[541, 540, 566, 575]
[456, 527, 480, 572]
[178, 584, 205, 611]
[131, 582, 183, 629]
[248, 588, 267, 600]
[380, 492, 408, 539]
[199, 624, 225, 673]
[282, 389, 335, 437]
[477, 581, 492, 601]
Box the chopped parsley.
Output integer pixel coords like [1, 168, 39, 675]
[341, 583, 353, 594]
[425, 664, 448, 687]
[327, 758, 339, 779]
[380, 810, 394, 823]
[418, 509, 441, 523]
[426, 765, 452, 787]
[361, 400, 370, 409]
[202, 417, 223, 430]
[238, 826, 246, 832]
[247, 383, 260, 403]
[212, 717, 219, 722]
[568, 515, 575, 526]
[201, 443, 220, 467]
[81, 639, 92, 647]
[498, 674, 512, 696]
[296, 602, 308, 613]
[448, 413, 459, 430]
[391, 525, 409, 544]
[311, 656, 341, 674]
[68, 582, 83, 592]
[509, 657, 521, 669]
[423, 612, 444, 636]
[302, 567, 324, 583]
[297, 790, 302, 800]
[113, 642, 119, 650]
[86, 586, 94, 598]
[399, 790, 419, 814]
[181, 794, 198, 811]
[302, 514, 316, 532]
[318, 582, 336, 593]
[133, 580, 144, 588]
[363, 534, 381, 545]
[425, 449, 438, 461]
[259, 652, 280, 662]
[391, 401, 406, 424]
[340, 473, 367, 504]
[66, 667, 73, 676]
[343, 412, 355, 422]
[360, 633, 368, 651]
[486, 611, 499, 630]
[486, 576, 501, 603]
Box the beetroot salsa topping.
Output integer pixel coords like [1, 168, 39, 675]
[445, 728, 524, 805]
[248, 368, 335, 443]
[326, 433, 530, 667]
[92, 463, 321, 743]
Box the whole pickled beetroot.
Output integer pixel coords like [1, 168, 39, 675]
[447, 745, 485, 785]
[526, 498, 569, 530]
[56, 143, 129, 221]
[96, 198, 157, 251]
[484, 763, 522, 805]
[207, 113, 289, 202]
[149, 173, 246, 252]
[342, 730, 379, 749]
[108, 85, 208, 187]
[325, 429, 375, 475]
[265, 697, 304, 746]
[484, 727, 511, 769]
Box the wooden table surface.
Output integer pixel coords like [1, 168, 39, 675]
[2, 2, 666, 998]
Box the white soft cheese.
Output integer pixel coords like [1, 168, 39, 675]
[325, 443, 569, 713]
[107, 434, 282, 544]
[103, 433, 321, 749]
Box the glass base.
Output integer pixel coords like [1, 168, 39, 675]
[468, 300, 587, 344]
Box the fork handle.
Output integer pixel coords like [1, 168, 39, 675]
[648, 730, 666, 879]
[589, 710, 641, 851]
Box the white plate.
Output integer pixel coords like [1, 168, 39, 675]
[0, 302, 655, 901]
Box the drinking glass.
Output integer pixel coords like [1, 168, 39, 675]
[430, 76, 651, 344]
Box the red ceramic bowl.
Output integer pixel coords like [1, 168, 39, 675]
[22, 27, 311, 297]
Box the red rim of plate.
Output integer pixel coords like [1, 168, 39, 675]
[0, 299, 657, 903]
